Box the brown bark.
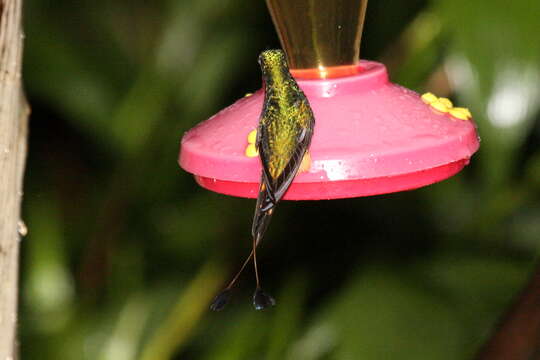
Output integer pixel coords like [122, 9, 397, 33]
[0, 0, 29, 357]
[476, 264, 540, 360]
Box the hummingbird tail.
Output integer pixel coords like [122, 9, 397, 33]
[252, 181, 276, 246]
[251, 230, 276, 310]
[250, 182, 277, 309]
[209, 248, 254, 311]
[253, 287, 276, 310]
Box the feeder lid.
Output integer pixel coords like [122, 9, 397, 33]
[179, 60, 479, 200]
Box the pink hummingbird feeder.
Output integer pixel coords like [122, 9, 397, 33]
[179, 0, 479, 200]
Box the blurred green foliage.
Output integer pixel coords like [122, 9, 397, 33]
[21, 0, 539, 359]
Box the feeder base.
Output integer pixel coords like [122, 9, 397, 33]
[179, 61, 479, 200]
[195, 160, 467, 200]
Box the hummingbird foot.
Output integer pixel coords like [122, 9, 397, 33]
[253, 287, 276, 310]
[210, 288, 232, 311]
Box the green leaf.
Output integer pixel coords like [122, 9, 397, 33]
[292, 268, 463, 360]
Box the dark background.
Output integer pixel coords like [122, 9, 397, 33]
[21, 0, 540, 359]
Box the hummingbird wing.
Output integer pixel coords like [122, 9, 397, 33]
[251, 100, 314, 243]
[257, 100, 315, 203]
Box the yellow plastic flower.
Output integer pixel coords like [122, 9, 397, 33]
[299, 151, 311, 173]
[438, 97, 453, 108]
[431, 100, 450, 113]
[245, 129, 258, 157]
[421, 92, 438, 104]
[245, 143, 258, 157]
[247, 129, 257, 144]
[449, 107, 471, 120]
[421, 92, 472, 120]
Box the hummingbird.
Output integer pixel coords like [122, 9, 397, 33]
[210, 49, 315, 311]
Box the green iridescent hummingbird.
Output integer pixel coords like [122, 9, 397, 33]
[210, 49, 315, 311]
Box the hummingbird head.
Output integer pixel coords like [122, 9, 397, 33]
[258, 50, 289, 78]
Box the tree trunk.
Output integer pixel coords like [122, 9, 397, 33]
[476, 264, 540, 360]
[0, 0, 29, 357]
